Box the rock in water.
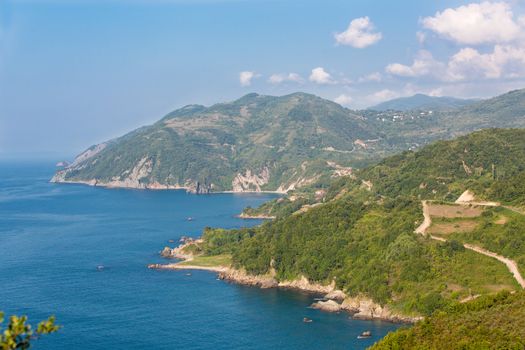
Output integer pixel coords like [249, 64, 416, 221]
[160, 247, 173, 258]
[311, 300, 342, 312]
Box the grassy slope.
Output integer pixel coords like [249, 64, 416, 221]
[178, 255, 232, 268]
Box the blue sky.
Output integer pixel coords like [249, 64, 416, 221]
[1, 0, 525, 156]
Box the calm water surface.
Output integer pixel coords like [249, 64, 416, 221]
[0, 161, 400, 349]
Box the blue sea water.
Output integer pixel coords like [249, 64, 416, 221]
[0, 161, 400, 349]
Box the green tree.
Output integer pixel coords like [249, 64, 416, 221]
[0, 312, 59, 350]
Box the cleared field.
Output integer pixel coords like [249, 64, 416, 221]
[178, 254, 232, 267]
[427, 203, 483, 218]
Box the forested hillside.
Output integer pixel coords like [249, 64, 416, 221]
[245, 128, 525, 218]
[357, 128, 525, 205]
[190, 129, 525, 318]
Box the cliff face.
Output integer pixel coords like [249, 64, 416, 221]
[231, 168, 271, 192]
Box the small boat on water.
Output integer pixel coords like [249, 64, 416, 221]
[185, 273, 192, 276]
[357, 331, 372, 339]
[303, 317, 313, 323]
[96, 265, 105, 271]
[186, 217, 194, 221]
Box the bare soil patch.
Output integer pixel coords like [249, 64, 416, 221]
[495, 216, 508, 225]
[427, 220, 478, 235]
[483, 284, 516, 292]
[427, 203, 483, 218]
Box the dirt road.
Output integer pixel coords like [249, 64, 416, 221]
[415, 201, 525, 289]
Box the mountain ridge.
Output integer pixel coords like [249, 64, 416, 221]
[52, 92, 382, 193]
[369, 93, 477, 111]
[52, 88, 525, 193]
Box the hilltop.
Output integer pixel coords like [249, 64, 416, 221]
[369, 94, 476, 111]
[52, 88, 525, 193]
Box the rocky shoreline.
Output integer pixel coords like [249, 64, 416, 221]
[150, 245, 421, 324]
[50, 177, 213, 194]
[236, 213, 276, 220]
[217, 269, 421, 324]
[50, 178, 287, 195]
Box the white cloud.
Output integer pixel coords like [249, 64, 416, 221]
[447, 45, 525, 81]
[239, 71, 258, 86]
[334, 16, 382, 48]
[367, 89, 399, 104]
[385, 43, 525, 83]
[416, 31, 426, 44]
[385, 50, 444, 78]
[428, 87, 444, 97]
[309, 67, 335, 84]
[333, 94, 353, 106]
[358, 72, 382, 83]
[268, 73, 304, 84]
[421, 2, 521, 45]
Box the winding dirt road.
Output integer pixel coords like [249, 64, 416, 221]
[416, 201, 525, 289]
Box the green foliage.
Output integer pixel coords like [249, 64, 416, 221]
[0, 312, 59, 350]
[448, 207, 525, 274]
[200, 227, 255, 255]
[370, 291, 525, 350]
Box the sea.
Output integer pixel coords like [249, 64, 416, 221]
[0, 161, 400, 349]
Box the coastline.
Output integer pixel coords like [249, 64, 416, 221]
[236, 213, 276, 220]
[50, 178, 287, 195]
[148, 250, 421, 324]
